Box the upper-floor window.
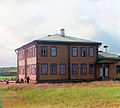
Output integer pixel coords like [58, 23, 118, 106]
[41, 46, 47, 56]
[51, 64, 57, 75]
[60, 64, 66, 75]
[41, 64, 48, 75]
[18, 51, 25, 60]
[81, 64, 87, 75]
[81, 48, 86, 57]
[116, 65, 120, 75]
[72, 47, 78, 57]
[27, 47, 36, 58]
[72, 64, 78, 75]
[33, 47, 36, 57]
[51, 47, 57, 56]
[89, 48, 94, 57]
[89, 65, 94, 74]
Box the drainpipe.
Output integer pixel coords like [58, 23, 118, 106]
[95, 46, 99, 80]
[68, 42, 71, 81]
[34, 41, 39, 83]
[15, 49, 19, 79]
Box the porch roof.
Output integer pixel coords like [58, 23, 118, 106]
[98, 52, 119, 60]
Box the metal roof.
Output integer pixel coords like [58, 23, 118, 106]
[98, 52, 119, 60]
[35, 34, 101, 44]
[15, 34, 102, 51]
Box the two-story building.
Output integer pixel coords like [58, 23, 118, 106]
[15, 29, 120, 83]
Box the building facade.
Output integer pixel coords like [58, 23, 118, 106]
[15, 29, 120, 83]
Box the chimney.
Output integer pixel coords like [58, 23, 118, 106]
[60, 29, 65, 37]
[104, 46, 108, 53]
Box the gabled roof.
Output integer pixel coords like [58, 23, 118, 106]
[35, 34, 101, 44]
[98, 52, 119, 60]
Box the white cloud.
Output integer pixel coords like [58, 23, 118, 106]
[0, 0, 120, 67]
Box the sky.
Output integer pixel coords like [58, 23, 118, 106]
[0, 0, 120, 67]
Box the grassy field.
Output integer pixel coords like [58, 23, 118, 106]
[0, 81, 120, 108]
[0, 76, 17, 80]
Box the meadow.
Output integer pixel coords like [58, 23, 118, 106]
[0, 81, 120, 108]
[0, 76, 17, 80]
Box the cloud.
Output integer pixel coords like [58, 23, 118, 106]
[0, 0, 120, 67]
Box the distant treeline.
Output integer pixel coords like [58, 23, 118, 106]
[0, 72, 17, 76]
[0, 67, 17, 76]
[0, 67, 17, 73]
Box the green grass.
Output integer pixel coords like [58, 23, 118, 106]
[0, 68, 17, 73]
[0, 90, 7, 108]
[1, 82, 120, 108]
[0, 76, 17, 80]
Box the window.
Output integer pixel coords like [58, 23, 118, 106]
[27, 65, 29, 75]
[29, 65, 32, 75]
[60, 64, 66, 75]
[18, 51, 25, 60]
[89, 48, 94, 57]
[41, 46, 47, 56]
[33, 64, 36, 75]
[51, 64, 57, 75]
[72, 64, 78, 75]
[89, 65, 94, 74]
[81, 64, 87, 75]
[51, 47, 56, 56]
[29, 49, 32, 58]
[72, 47, 78, 57]
[33, 47, 36, 57]
[116, 65, 120, 74]
[81, 48, 86, 57]
[32, 64, 34, 74]
[41, 64, 48, 75]
[19, 66, 25, 75]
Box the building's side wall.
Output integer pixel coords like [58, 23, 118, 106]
[37, 44, 68, 80]
[18, 45, 37, 82]
[70, 46, 97, 80]
[18, 49, 25, 80]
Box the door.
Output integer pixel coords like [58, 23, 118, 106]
[105, 66, 109, 77]
[100, 65, 103, 77]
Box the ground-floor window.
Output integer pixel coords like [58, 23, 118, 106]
[116, 65, 120, 75]
[41, 64, 48, 75]
[60, 64, 66, 75]
[81, 64, 87, 75]
[72, 64, 78, 75]
[51, 64, 57, 75]
[19, 66, 25, 75]
[89, 65, 94, 74]
[27, 64, 36, 75]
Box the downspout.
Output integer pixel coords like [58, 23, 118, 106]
[15, 49, 19, 79]
[23, 47, 27, 79]
[95, 46, 99, 80]
[34, 41, 39, 83]
[68, 42, 71, 81]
